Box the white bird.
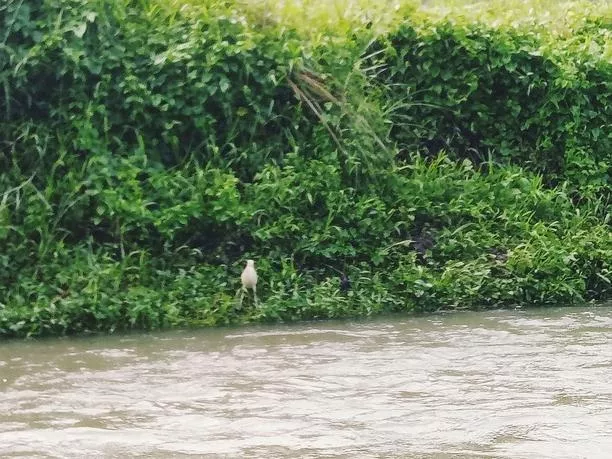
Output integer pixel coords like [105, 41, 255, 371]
[240, 259, 258, 305]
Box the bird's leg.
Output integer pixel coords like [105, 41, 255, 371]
[237, 286, 247, 308]
[252, 285, 258, 306]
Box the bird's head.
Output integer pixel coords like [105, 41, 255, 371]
[246, 259, 255, 267]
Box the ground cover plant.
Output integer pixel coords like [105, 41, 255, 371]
[0, 0, 610, 337]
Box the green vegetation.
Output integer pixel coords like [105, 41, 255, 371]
[0, 0, 610, 338]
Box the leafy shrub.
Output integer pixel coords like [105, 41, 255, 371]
[368, 15, 611, 199]
[0, 0, 610, 338]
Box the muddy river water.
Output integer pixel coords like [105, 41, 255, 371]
[1, 305, 611, 458]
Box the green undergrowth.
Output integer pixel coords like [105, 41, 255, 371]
[0, 0, 610, 337]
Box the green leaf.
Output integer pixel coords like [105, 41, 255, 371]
[73, 23, 87, 38]
[219, 79, 230, 93]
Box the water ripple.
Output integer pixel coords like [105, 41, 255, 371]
[1, 306, 611, 458]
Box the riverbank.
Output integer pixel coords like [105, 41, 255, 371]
[0, 0, 610, 337]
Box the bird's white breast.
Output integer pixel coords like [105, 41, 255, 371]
[241, 266, 258, 288]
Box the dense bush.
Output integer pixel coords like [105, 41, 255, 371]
[0, 0, 610, 338]
[369, 17, 611, 199]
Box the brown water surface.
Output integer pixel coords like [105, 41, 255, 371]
[1, 306, 611, 458]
